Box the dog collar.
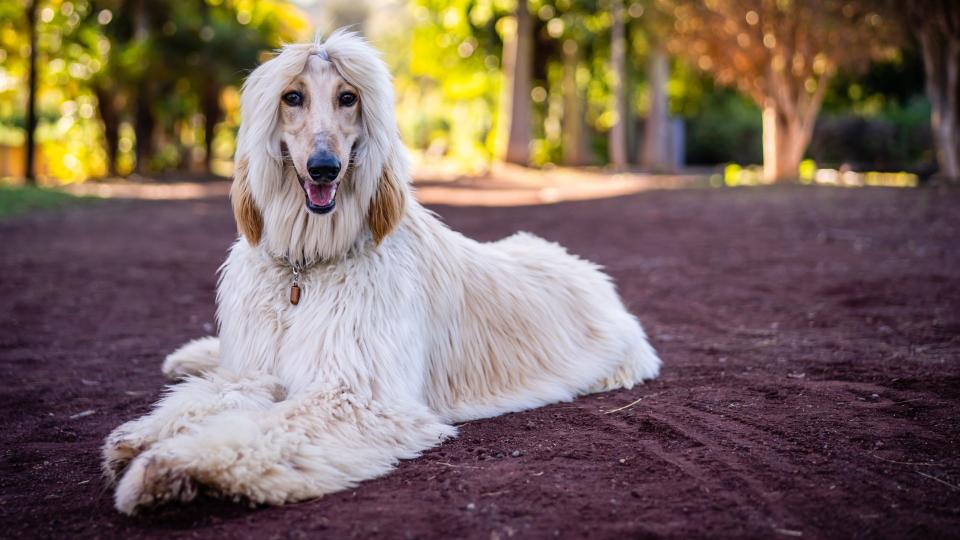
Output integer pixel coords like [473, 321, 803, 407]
[275, 256, 322, 306]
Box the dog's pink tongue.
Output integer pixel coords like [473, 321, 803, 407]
[305, 182, 337, 206]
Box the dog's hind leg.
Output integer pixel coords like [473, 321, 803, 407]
[162, 336, 220, 380]
[111, 387, 456, 514]
[102, 369, 285, 485]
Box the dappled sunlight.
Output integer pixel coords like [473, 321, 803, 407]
[61, 180, 229, 200]
[50, 164, 921, 207]
[716, 161, 919, 188]
[811, 168, 919, 188]
[415, 164, 709, 207]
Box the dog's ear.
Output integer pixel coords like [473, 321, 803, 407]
[231, 157, 263, 245]
[368, 161, 407, 245]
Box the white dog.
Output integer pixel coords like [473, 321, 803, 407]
[102, 30, 660, 514]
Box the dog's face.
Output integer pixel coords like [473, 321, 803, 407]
[278, 55, 362, 215]
[232, 32, 409, 257]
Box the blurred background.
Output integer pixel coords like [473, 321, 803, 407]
[1, 0, 957, 189]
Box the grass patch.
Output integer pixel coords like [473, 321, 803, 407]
[0, 185, 89, 218]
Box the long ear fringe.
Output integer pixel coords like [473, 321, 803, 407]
[368, 159, 407, 245]
[231, 157, 263, 245]
[232, 42, 313, 247]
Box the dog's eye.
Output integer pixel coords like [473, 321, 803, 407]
[282, 91, 303, 107]
[338, 92, 357, 107]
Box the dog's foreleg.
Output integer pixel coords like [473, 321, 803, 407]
[162, 336, 220, 380]
[102, 369, 285, 484]
[112, 386, 455, 514]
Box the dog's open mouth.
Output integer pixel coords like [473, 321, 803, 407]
[303, 181, 338, 214]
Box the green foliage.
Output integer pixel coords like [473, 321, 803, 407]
[396, 0, 663, 168]
[823, 45, 926, 114]
[687, 86, 933, 171]
[811, 44, 933, 168]
[685, 88, 762, 165]
[1, 0, 308, 182]
[394, 0, 511, 169]
[809, 96, 933, 170]
[0, 0, 933, 180]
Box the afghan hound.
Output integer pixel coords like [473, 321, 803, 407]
[102, 30, 660, 514]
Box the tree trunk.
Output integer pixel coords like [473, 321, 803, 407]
[24, 0, 38, 185]
[133, 87, 155, 175]
[498, 2, 533, 165]
[917, 27, 960, 181]
[95, 86, 120, 177]
[561, 40, 589, 166]
[608, 0, 627, 171]
[202, 79, 221, 174]
[761, 100, 810, 182]
[640, 44, 671, 172]
[199, 1, 220, 175]
[131, 0, 153, 175]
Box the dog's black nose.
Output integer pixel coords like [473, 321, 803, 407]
[307, 152, 341, 182]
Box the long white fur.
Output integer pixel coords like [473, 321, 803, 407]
[102, 29, 660, 515]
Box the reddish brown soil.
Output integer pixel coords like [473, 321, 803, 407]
[1, 186, 959, 539]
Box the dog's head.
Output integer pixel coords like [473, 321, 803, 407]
[232, 30, 408, 261]
[278, 52, 362, 216]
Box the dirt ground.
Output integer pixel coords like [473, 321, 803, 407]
[1, 186, 958, 539]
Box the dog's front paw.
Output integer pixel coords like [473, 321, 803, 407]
[102, 423, 153, 485]
[114, 451, 198, 515]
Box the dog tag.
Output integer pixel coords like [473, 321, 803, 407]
[290, 283, 301, 305]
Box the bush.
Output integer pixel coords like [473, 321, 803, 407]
[684, 91, 762, 166]
[808, 97, 933, 171]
